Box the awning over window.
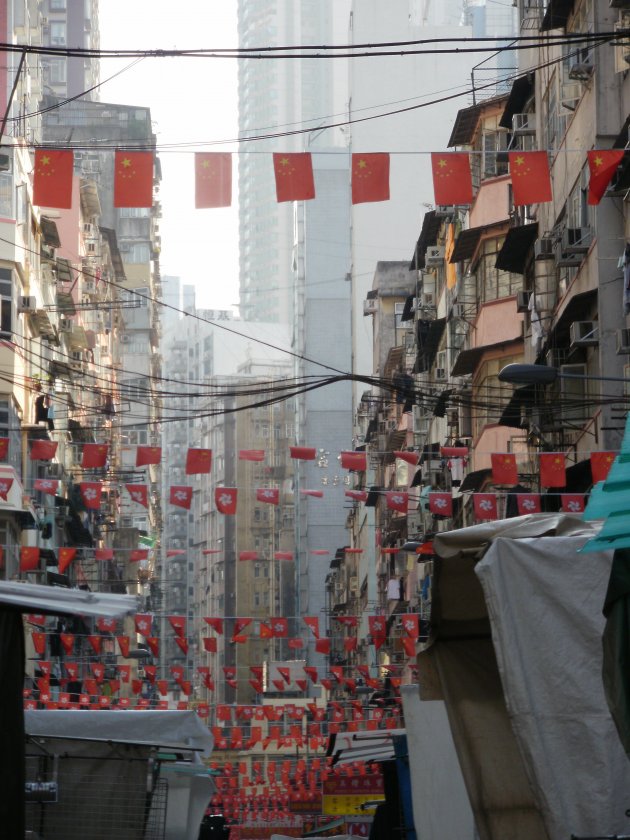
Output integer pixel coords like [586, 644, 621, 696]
[495, 223, 539, 274]
[400, 294, 415, 322]
[448, 94, 509, 147]
[40, 217, 60, 248]
[414, 318, 446, 373]
[544, 289, 597, 351]
[451, 337, 522, 378]
[56, 258, 73, 283]
[499, 74, 535, 130]
[459, 468, 492, 493]
[540, 0, 576, 31]
[499, 383, 538, 429]
[409, 211, 440, 271]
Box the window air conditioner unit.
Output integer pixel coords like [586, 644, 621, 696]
[516, 290, 531, 312]
[59, 318, 72, 332]
[512, 113, 535, 135]
[534, 238, 555, 260]
[425, 246, 445, 267]
[18, 296, 36, 313]
[570, 320, 598, 348]
[363, 298, 378, 316]
[568, 62, 593, 82]
[617, 328, 630, 354]
[562, 227, 592, 254]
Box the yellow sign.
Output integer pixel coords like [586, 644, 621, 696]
[322, 795, 383, 816]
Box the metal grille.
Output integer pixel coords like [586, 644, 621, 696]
[25, 753, 168, 840]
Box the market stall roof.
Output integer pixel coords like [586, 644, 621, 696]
[25, 710, 213, 757]
[0, 580, 138, 617]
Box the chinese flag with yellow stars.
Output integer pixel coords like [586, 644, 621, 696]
[352, 153, 390, 204]
[273, 152, 315, 202]
[114, 150, 153, 208]
[491, 452, 518, 485]
[430, 152, 472, 205]
[33, 149, 73, 209]
[509, 151, 552, 206]
[195, 152, 232, 208]
[587, 149, 625, 205]
[539, 452, 566, 488]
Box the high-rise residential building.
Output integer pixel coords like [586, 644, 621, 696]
[40, 0, 100, 100]
[237, 0, 345, 325]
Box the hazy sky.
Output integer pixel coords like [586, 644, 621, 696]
[99, 2, 240, 312]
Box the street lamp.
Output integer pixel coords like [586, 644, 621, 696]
[498, 363, 630, 386]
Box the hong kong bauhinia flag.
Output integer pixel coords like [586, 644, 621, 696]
[215, 487, 237, 514]
[33, 149, 73, 209]
[80, 482, 102, 510]
[473, 493, 498, 520]
[125, 484, 148, 507]
[170, 485, 192, 509]
[114, 150, 154, 208]
[429, 492, 452, 516]
[195, 152, 232, 208]
[431, 152, 473, 205]
[352, 153, 390, 204]
[256, 487, 279, 505]
[516, 493, 541, 515]
[273, 153, 315, 202]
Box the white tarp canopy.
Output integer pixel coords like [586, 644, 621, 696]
[424, 513, 630, 840]
[0, 580, 138, 617]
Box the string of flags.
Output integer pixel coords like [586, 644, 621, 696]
[33, 148, 626, 210]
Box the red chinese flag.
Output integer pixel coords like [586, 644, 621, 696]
[87, 635, 102, 655]
[135, 614, 152, 636]
[256, 487, 279, 505]
[157, 679, 168, 697]
[393, 450, 420, 466]
[386, 491, 408, 513]
[117, 636, 130, 657]
[509, 151, 552, 206]
[401, 637, 417, 658]
[274, 551, 293, 560]
[125, 484, 148, 507]
[314, 638, 331, 655]
[20, 547, 40, 572]
[539, 453, 566, 488]
[239, 551, 259, 561]
[114, 150, 153, 208]
[491, 453, 518, 485]
[144, 665, 156, 684]
[340, 451, 367, 471]
[202, 637, 217, 653]
[351, 153, 390, 204]
[80, 482, 102, 509]
[239, 449, 265, 461]
[33, 149, 73, 209]
[516, 493, 541, 515]
[170, 485, 192, 509]
[0, 476, 13, 500]
[167, 550, 185, 557]
[215, 487, 237, 514]
[303, 616, 320, 638]
[96, 617, 116, 633]
[344, 636, 358, 653]
[290, 446, 317, 460]
[561, 493, 585, 514]
[300, 489, 324, 498]
[146, 637, 160, 657]
[473, 493, 498, 521]
[591, 451, 616, 484]
[587, 150, 625, 205]
[34, 478, 58, 496]
[81, 443, 108, 468]
[95, 548, 114, 561]
[289, 638, 304, 650]
[429, 492, 452, 516]
[195, 152, 232, 208]
[204, 617, 223, 634]
[336, 615, 358, 628]
[273, 153, 315, 202]
[168, 615, 186, 637]
[32, 631, 46, 655]
[58, 547, 76, 574]
[136, 446, 161, 466]
[345, 490, 368, 502]
[430, 152, 473, 205]
[0, 437, 9, 459]
[30, 440, 58, 461]
[174, 637, 189, 655]
[186, 447, 212, 475]
[129, 549, 149, 562]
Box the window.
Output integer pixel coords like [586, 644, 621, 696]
[0, 269, 13, 336]
[50, 22, 66, 46]
[473, 355, 520, 438]
[394, 302, 406, 330]
[482, 130, 509, 179]
[122, 242, 150, 263]
[50, 0, 67, 8]
[118, 207, 150, 218]
[123, 426, 148, 445]
[47, 59, 67, 84]
[0, 397, 21, 474]
[475, 238, 522, 303]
